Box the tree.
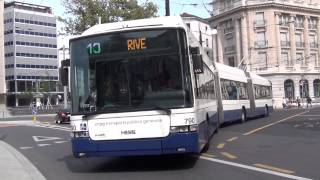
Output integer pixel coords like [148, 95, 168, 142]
[59, 0, 158, 35]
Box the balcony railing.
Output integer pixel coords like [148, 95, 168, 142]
[294, 23, 304, 29]
[254, 41, 268, 48]
[279, 21, 290, 27]
[308, 24, 317, 30]
[310, 42, 318, 48]
[281, 41, 291, 47]
[224, 45, 235, 53]
[254, 20, 267, 27]
[296, 42, 305, 48]
[224, 27, 234, 34]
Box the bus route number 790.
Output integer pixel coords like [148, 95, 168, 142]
[184, 117, 196, 124]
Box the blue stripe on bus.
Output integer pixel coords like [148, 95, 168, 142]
[71, 132, 199, 157]
[223, 109, 243, 122]
[223, 106, 274, 123]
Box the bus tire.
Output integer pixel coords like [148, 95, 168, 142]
[241, 108, 247, 123]
[264, 105, 269, 117]
[215, 118, 220, 133]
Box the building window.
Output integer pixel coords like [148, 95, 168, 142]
[284, 79, 295, 98]
[228, 57, 235, 67]
[14, 29, 56, 38]
[296, 53, 303, 65]
[255, 32, 267, 48]
[222, 0, 232, 9]
[224, 19, 234, 34]
[257, 52, 267, 69]
[294, 16, 304, 29]
[186, 23, 190, 28]
[279, 14, 290, 26]
[309, 17, 317, 29]
[295, 33, 304, 48]
[281, 52, 290, 66]
[314, 79, 320, 97]
[280, 32, 290, 47]
[15, 18, 56, 27]
[299, 79, 309, 98]
[309, 34, 318, 48]
[254, 12, 266, 26]
[308, 53, 316, 66]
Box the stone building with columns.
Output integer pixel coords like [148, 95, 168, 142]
[181, 13, 214, 60]
[209, 0, 320, 108]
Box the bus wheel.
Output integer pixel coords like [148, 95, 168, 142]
[215, 118, 220, 133]
[241, 108, 247, 123]
[264, 105, 269, 117]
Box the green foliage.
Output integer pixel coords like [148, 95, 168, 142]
[59, 0, 158, 35]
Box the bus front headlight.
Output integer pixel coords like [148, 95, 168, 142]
[72, 131, 89, 138]
[170, 125, 198, 133]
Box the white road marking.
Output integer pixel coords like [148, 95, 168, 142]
[0, 120, 33, 125]
[54, 141, 68, 144]
[19, 146, 33, 150]
[297, 115, 320, 117]
[33, 124, 70, 132]
[0, 120, 71, 132]
[200, 156, 313, 180]
[243, 111, 307, 135]
[38, 144, 51, 147]
[33, 136, 62, 142]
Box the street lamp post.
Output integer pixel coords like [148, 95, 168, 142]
[300, 74, 306, 108]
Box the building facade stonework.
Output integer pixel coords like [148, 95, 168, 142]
[209, 0, 320, 108]
[181, 13, 214, 60]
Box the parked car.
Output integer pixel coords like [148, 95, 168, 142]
[55, 109, 70, 124]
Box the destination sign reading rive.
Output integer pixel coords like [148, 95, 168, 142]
[127, 38, 147, 51]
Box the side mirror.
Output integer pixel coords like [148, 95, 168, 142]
[189, 47, 203, 74]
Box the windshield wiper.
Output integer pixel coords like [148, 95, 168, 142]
[152, 106, 171, 115]
[82, 107, 119, 120]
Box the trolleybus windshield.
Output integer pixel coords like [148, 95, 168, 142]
[70, 29, 192, 114]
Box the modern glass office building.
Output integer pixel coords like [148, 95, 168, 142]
[4, 1, 60, 107]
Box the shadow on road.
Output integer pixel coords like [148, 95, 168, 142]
[60, 154, 199, 173]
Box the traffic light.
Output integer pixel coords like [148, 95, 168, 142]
[60, 59, 70, 86]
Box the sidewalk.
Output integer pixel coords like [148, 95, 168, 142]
[0, 141, 46, 180]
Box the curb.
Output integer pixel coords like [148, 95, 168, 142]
[0, 141, 46, 180]
[0, 114, 56, 119]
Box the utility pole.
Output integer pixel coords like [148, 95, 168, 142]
[165, 0, 170, 16]
[62, 45, 68, 109]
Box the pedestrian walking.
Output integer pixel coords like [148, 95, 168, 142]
[297, 97, 301, 108]
[307, 96, 312, 108]
[282, 97, 287, 109]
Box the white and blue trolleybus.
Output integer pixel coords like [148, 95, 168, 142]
[70, 16, 219, 157]
[69, 16, 272, 158]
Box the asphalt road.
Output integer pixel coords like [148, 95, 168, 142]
[0, 107, 319, 180]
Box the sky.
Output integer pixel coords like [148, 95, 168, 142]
[9, 0, 212, 48]
[9, 0, 212, 19]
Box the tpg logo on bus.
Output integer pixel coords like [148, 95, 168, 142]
[127, 38, 147, 51]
